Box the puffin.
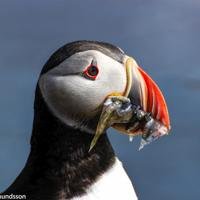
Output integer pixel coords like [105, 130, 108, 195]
[1, 41, 170, 200]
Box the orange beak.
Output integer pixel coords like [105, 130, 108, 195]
[113, 58, 170, 136]
[137, 67, 170, 129]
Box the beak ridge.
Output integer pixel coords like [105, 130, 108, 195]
[137, 67, 170, 130]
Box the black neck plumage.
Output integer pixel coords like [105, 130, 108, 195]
[3, 86, 115, 200]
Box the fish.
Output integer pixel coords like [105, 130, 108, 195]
[89, 57, 170, 151]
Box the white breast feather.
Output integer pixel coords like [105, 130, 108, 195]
[71, 158, 138, 200]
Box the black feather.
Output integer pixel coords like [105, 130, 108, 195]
[1, 41, 124, 199]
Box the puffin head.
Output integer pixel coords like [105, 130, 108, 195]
[37, 41, 170, 147]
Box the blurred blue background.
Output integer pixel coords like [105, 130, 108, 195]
[0, 0, 199, 199]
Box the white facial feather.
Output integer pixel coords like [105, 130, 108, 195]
[39, 50, 127, 133]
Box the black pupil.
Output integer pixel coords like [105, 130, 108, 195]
[88, 65, 98, 76]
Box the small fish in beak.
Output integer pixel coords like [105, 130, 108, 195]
[89, 57, 171, 151]
[89, 96, 133, 151]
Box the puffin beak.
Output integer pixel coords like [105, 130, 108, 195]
[112, 57, 170, 148]
[126, 56, 170, 130]
[89, 57, 171, 151]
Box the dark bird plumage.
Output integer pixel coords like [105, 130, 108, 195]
[2, 41, 126, 200]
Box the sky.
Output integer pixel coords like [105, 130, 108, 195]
[0, 0, 200, 199]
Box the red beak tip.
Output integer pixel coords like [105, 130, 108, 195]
[138, 66, 171, 131]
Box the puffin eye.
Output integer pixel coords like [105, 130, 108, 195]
[83, 64, 99, 80]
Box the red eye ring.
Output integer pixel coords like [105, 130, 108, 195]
[83, 64, 99, 80]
